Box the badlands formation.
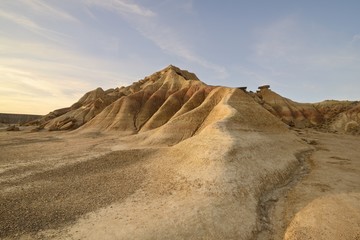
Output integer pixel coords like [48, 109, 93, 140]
[0, 65, 359, 239]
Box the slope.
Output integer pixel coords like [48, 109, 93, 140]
[44, 84, 308, 240]
[253, 86, 360, 134]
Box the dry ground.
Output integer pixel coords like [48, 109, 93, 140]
[0, 127, 359, 239]
[276, 130, 360, 240]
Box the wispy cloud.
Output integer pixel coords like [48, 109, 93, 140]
[0, 65, 85, 114]
[20, 0, 79, 23]
[86, 0, 156, 17]
[0, 37, 134, 84]
[0, 9, 71, 44]
[86, 0, 228, 79]
[133, 19, 228, 79]
[0, 37, 135, 114]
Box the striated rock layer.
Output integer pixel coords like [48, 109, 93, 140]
[253, 87, 360, 134]
[31, 65, 359, 136]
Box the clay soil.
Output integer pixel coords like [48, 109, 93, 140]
[0, 128, 359, 239]
[268, 130, 360, 240]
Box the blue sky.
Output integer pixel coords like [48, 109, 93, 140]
[1, 0, 359, 114]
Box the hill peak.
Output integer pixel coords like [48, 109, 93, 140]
[157, 65, 200, 81]
[29, 65, 360, 135]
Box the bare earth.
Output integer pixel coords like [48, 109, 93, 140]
[277, 130, 360, 240]
[0, 126, 359, 240]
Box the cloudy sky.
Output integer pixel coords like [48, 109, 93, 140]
[1, 0, 359, 114]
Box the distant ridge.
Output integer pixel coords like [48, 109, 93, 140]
[252, 86, 360, 134]
[0, 113, 42, 125]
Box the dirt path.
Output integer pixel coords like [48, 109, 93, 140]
[263, 130, 360, 239]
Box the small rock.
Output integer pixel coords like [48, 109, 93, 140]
[258, 85, 270, 90]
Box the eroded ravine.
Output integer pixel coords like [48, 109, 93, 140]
[256, 130, 360, 240]
[255, 148, 314, 240]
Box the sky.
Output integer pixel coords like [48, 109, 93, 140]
[1, 0, 359, 114]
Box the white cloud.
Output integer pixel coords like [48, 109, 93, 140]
[86, 0, 228, 79]
[113, 0, 156, 17]
[0, 10, 71, 44]
[0, 66, 85, 114]
[133, 19, 228, 79]
[20, 0, 79, 23]
[0, 38, 133, 84]
[0, 10, 41, 31]
[0, 37, 135, 114]
[86, 0, 156, 17]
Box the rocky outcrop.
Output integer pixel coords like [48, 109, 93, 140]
[258, 85, 270, 90]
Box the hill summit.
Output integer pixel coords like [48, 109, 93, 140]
[30, 65, 360, 136]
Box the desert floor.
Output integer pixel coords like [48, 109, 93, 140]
[258, 129, 360, 240]
[0, 128, 359, 239]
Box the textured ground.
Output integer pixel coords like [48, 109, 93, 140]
[1, 125, 359, 239]
[256, 130, 360, 240]
[282, 130, 360, 240]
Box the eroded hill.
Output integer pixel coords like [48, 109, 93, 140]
[30, 65, 359, 137]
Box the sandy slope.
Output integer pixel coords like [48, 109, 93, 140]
[0, 88, 308, 240]
[0, 88, 359, 239]
[49, 124, 305, 238]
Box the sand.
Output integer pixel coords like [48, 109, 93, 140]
[1, 125, 359, 240]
